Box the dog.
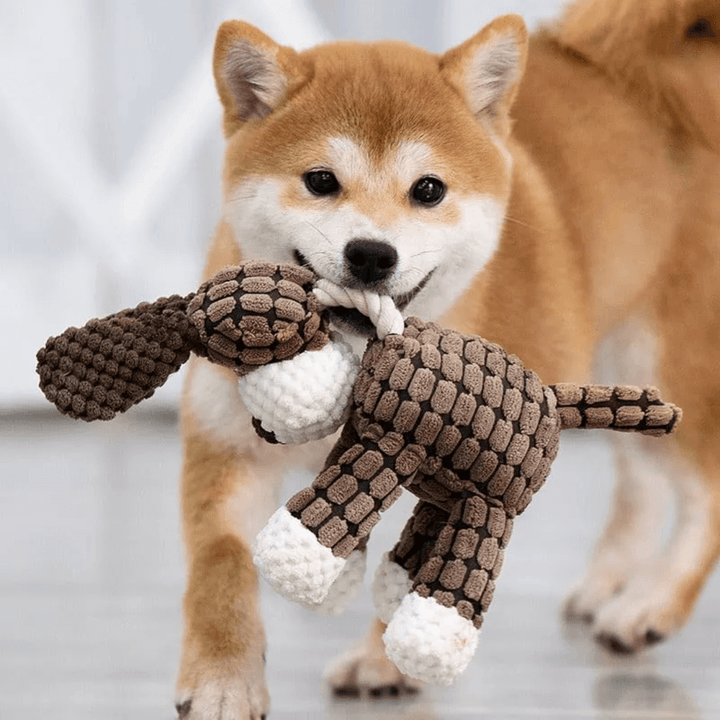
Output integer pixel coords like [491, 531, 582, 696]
[175, 1, 720, 717]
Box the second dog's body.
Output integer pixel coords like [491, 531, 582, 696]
[175, 2, 720, 717]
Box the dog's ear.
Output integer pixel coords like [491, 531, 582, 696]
[213, 21, 305, 135]
[440, 14, 528, 136]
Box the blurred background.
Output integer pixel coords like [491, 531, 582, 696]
[0, 0, 563, 410]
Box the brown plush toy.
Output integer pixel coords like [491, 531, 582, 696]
[36, 261, 682, 686]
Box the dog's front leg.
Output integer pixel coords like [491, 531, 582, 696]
[175, 359, 295, 720]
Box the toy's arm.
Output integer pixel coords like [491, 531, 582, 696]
[252, 416, 422, 610]
[36, 261, 328, 421]
[36, 294, 201, 421]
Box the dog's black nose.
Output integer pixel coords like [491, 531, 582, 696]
[344, 239, 398, 284]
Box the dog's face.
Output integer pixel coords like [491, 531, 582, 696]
[213, 17, 527, 335]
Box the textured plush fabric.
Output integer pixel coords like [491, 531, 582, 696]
[36, 295, 200, 421]
[38, 263, 681, 628]
[37, 259, 683, 685]
[187, 262, 329, 372]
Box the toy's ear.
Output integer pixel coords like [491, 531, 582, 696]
[36, 295, 200, 422]
[213, 20, 307, 136]
[440, 14, 528, 137]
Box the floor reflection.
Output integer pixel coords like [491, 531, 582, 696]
[326, 695, 438, 720]
[594, 672, 700, 718]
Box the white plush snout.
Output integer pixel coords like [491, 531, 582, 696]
[238, 337, 359, 445]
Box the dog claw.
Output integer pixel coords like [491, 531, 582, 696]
[175, 699, 192, 718]
[595, 632, 636, 655]
[644, 628, 666, 646]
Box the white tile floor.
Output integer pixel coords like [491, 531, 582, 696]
[1, 411, 719, 719]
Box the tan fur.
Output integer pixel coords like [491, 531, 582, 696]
[176, 3, 720, 714]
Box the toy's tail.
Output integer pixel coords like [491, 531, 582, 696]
[550, 384, 682, 436]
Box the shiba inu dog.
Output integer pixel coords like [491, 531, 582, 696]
[175, 0, 720, 717]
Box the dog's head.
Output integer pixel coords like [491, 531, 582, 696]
[213, 17, 527, 335]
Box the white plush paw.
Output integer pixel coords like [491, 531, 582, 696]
[252, 507, 345, 605]
[371, 552, 412, 623]
[306, 549, 366, 616]
[383, 593, 480, 686]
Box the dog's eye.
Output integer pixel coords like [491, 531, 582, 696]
[411, 177, 445, 206]
[304, 170, 340, 196]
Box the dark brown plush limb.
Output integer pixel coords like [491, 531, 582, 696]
[389, 501, 450, 581]
[285, 422, 424, 558]
[36, 294, 199, 421]
[411, 494, 513, 630]
[551, 384, 682, 436]
[36, 261, 330, 422]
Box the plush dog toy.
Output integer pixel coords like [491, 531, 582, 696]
[36, 261, 682, 685]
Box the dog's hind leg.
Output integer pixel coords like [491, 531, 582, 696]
[564, 318, 673, 624]
[563, 432, 672, 623]
[588, 172, 720, 652]
[591, 436, 720, 653]
[325, 617, 423, 697]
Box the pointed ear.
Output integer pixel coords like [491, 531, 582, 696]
[213, 21, 305, 135]
[441, 14, 528, 135]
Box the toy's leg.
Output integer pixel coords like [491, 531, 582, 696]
[383, 495, 511, 685]
[254, 419, 418, 608]
[372, 501, 449, 623]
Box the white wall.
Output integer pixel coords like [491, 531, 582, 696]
[0, 0, 564, 409]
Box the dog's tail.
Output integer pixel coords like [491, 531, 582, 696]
[550, 383, 682, 436]
[553, 0, 720, 147]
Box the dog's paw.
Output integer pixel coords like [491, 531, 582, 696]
[325, 621, 423, 697]
[176, 651, 269, 720]
[562, 569, 626, 624]
[591, 581, 680, 654]
[175, 676, 269, 720]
